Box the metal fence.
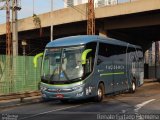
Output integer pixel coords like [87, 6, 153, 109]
[0, 55, 42, 95]
[149, 66, 160, 79]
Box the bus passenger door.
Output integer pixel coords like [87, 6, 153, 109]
[97, 43, 114, 94]
[113, 60, 126, 92]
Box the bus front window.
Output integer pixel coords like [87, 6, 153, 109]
[41, 48, 61, 81]
[41, 46, 85, 84]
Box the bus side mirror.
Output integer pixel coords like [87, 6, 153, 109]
[81, 49, 92, 65]
[33, 52, 43, 68]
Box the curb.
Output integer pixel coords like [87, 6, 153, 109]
[0, 96, 42, 110]
[144, 79, 158, 83]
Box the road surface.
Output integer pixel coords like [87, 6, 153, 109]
[0, 82, 160, 120]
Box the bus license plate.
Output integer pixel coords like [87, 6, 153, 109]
[56, 94, 64, 98]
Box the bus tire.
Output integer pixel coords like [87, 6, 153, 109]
[94, 83, 104, 102]
[129, 81, 136, 93]
[41, 97, 51, 102]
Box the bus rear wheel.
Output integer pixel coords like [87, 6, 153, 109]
[94, 83, 104, 102]
[129, 81, 136, 93]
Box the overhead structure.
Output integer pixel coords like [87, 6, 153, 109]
[87, 0, 95, 35]
[0, 0, 6, 10]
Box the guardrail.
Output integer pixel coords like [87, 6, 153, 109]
[0, 91, 40, 102]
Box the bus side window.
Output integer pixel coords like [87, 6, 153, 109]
[98, 43, 108, 65]
[98, 43, 126, 64]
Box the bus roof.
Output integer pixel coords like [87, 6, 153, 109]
[46, 35, 141, 49]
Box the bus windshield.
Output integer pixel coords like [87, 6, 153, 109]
[41, 46, 85, 83]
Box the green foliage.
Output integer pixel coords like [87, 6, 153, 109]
[32, 14, 43, 36]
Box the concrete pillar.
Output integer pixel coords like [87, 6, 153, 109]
[12, 0, 19, 56]
[155, 41, 159, 79]
[145, 50, 149, 64]
[148, 46, 152, 66]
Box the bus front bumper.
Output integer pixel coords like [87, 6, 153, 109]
[40, 84, 94, 100]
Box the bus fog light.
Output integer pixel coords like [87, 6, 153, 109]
[40, 86, 47, 91]
[86, 86, 92, 95]
[76, 92, 84, 97]
[86, 88, 89, 95]
[42, 93, 47, 98]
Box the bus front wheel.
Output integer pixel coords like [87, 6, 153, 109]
[41, 97, 52, 102]
[60, 99, 69, 103]
[94, 83, 104, 102]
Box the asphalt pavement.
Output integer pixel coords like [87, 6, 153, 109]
[0, 81, 160, 120]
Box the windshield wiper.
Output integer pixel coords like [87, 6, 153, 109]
[69, 77, 82, 82]
[49, 67, 70, 82]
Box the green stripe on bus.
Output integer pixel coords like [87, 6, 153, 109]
[41, 80, 83, 87]
[100, 72, 125, 77]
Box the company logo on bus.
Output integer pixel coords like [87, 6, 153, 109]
[57, 89, 61, 92]
[106, 65, 125, 70]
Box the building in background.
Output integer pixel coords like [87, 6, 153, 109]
[64, 0, 117, 8]
[64, 0, 74, 7]
[148, 46, 153, 66]
[64, 0, 86, 7]
[96, 0, 117, 7]
[146, 41, 160, 66]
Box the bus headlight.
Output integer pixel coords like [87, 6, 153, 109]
[40, 86, 47, 91]
[47, 88, 57, 92]
[42, 93, 47, 98]
[72, 85, 83, 91]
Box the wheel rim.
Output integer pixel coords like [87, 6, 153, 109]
[98, 88, 102, 99]
[132, 82, 135, 91]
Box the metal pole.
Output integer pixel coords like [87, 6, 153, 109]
[50, 0, 53, 41]
[33, 0, 34, 14]
[87, 0, 95, 35]
[6, 0, 11, 56]
[23, 46, 25, 56]
[12, 0, 18, 56]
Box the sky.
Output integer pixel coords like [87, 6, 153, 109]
[0, 0, 131, 24]
[0, 0, 64, 24]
